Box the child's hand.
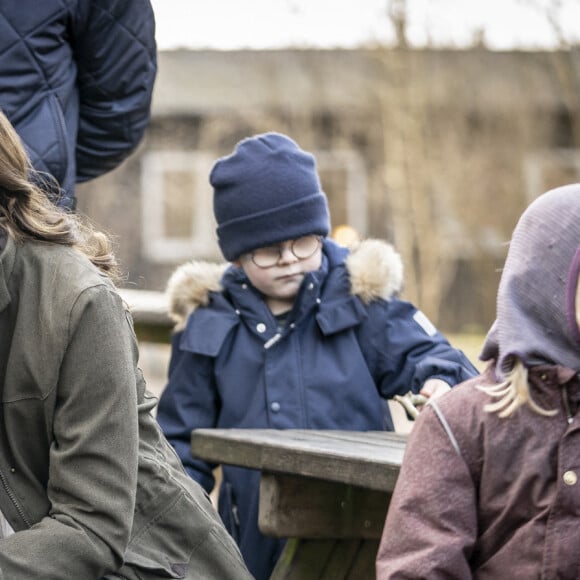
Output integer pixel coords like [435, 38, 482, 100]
[393, 380, 451, 419]
[419, 378, 451, 402]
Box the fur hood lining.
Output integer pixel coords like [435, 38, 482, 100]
[166, 239, 403, 331]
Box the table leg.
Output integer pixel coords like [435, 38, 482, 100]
[270, 537, 379, 579]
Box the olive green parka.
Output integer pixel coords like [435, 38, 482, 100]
[0, 233, 252, 579]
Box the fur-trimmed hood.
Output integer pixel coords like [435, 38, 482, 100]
[166, 239, 403, 331]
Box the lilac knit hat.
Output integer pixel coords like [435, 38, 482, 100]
[480, 184, 580, 375]
[211, 133, 330, 261]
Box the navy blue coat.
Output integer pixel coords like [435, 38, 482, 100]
[157, 239, 478, 580]
[0, 0, 157, 209]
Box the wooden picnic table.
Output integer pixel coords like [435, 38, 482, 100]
[190, 428, 407, 580]
[118, 288, 173, 343]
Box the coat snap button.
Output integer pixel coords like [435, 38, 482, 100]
[256, 323, 266, 333]
[563, 470, 577, 486]
[270, 402, 281, 412]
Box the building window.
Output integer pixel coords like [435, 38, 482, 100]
[141, 151, 218, 263]
[140, 148, 368, 263]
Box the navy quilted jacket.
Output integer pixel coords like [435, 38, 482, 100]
[0, 0, 157, 209]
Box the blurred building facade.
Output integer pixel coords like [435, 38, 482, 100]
[77, 48, 580, 333]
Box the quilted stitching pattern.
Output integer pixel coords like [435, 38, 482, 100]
[0, 0, 156, 207]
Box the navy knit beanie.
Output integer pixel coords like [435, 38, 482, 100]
[211, 132, 331, 261]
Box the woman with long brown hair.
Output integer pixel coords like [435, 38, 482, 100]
[0, 110, 252, 580]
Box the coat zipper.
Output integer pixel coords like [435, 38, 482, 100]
[0, 467, 31, 528]
[264, 332, 282, 349]
[561, 384, 573, 424]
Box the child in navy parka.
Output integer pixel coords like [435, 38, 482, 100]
[157, 132, 478, 580]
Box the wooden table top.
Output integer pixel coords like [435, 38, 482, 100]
[191, 428, 407, 492]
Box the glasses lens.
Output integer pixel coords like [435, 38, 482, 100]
[251, 246, 280, 268]
[292, 235, 320, 259]
[250, 236, 321, 268]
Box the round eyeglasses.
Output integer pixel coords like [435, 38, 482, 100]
[249, 235, 322, 269]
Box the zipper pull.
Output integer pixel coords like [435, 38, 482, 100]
[264, 332, 282, 349]
[562, 384, 573, 424]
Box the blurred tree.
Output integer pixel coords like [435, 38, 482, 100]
[377, 0, 580, 331]
[388, 0, 408, 49]
[378, 0, 461, 325]
[518, 0, 570, 48]
[520, 0, 580, 146]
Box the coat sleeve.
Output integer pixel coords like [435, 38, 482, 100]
[71, 0, 157, 181]
[364, 298, 478, 398]
[376, 404, 477, 579]
[0, 285, 139, 578]
[156, 331, 219, 493]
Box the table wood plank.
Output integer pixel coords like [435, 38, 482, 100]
[119, 288, 173, 343]
[190, 428, 406, 491]
[259, 473, 390, 538]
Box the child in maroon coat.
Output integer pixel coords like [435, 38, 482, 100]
[377, 184, 580, 579]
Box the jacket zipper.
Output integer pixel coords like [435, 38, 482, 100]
[561, 384, 573, 424]
[0, 467, 31, 528]
[264, 332, 282, 349]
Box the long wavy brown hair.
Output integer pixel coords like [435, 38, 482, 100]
[0, 110, 119, 280]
